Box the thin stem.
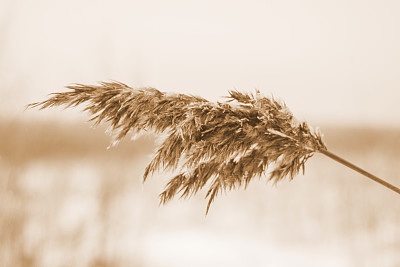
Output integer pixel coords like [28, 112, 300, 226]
[318, 149, 400, 195]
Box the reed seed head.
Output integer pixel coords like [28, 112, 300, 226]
[28, 81, 327, 214]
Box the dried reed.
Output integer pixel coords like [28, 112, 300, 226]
[28, 81, 400, 213]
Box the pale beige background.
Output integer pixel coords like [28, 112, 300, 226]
[1, 0, 399, 127]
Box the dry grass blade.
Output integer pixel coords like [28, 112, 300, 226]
[28, 81, 399, 214]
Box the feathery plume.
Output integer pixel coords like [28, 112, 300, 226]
[28, 81, 400, 214]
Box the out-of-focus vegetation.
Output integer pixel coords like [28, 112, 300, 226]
[1, 118, 399, 267]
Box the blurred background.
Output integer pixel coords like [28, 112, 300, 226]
[1, 0, 400, 266]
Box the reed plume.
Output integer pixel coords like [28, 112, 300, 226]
[28, 81, 400, 213]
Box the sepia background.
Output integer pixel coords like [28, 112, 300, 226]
[1, 0, 400, 266]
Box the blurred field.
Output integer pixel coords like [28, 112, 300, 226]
[0, 118, 399, 267]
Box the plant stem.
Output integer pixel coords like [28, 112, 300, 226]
[318, 149, 400, 195]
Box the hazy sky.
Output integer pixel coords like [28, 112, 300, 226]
[1, 0, 400, 127]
